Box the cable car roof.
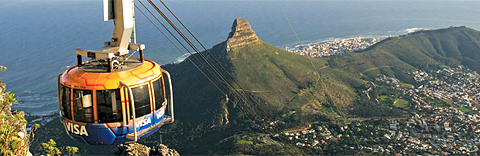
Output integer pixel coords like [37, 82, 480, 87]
[60, 59, 162, 90]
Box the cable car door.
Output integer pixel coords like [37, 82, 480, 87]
[152, 76, 166, 125]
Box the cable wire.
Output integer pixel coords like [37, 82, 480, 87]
[135, 4, 227, 96]
[153, 1, 298, 153]
[146, 0, 266, 120]
[137, 0, 299, 154]
[155, 0, 271, 121]
[276, 0, 321, 83]
[137, 0, 263, 122]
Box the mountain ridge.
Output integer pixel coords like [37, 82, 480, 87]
[329, 26, 480, 82]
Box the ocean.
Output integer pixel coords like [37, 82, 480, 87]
[1, 0, 480, 115]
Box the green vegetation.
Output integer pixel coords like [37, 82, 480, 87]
[0, 65, 5, 82]
[229, 41, 328, 112]
[41, 139, 62, 156]
[378, 95, 390, 103]
[229, 40, 363, 119]
[426, 98, 452, 107]
[0, 66, 77, 155]
[228, 135, 293, 155]
[40, 139, 79, 156]
[0, 65, 40, 156]
[237, 140, 253, 145]
[401, 83, 413, 89]
[458, 107, 476, 115]
[0, 113, 28, 155]
[1, 92, 17, 112]
[65, 146, 79, 156]
[394, 99, 410, 108]
[352, 87, 406, 118]
[330, 27, 480, 81]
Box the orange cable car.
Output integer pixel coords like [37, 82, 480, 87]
[56, 0, 173, 145]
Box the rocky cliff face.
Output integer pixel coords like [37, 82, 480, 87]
[226, 18, 259, 49]
[0, 83, 32, 156]
[0, 83, 4, 102]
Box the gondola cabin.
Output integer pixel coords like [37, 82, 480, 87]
[58, 57, 173, 145]
[56, 0, 173, 145]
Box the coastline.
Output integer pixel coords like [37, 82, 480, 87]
[286, 35, 394, 58]
[282, 27, 431, 58]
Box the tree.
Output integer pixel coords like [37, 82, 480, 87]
[40, 139, 79, 156]
[65, 146, 79, 156]
[1, 92, 17, 112]
[41, 139, 61, 156]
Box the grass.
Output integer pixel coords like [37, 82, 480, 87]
[426, 98, 452, 107]
[458, 107, 476, 115]
[378, 95, 390, 102]
[401, 83, 414, 89]
[229, 40, 363, 113]
[237, 140, 254, 145]
[393, 99, 410, 108]
[441, 99, 453, 105]
[229, 41, 325, 111]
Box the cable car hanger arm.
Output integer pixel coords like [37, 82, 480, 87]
[76, 0, 144, 61]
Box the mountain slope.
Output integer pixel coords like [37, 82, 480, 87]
[158, 18, 363, 154]
[329, 26, 480, 81]
[164, 18, 363, 124]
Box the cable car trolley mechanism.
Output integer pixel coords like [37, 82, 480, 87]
[57, 0, 174, 145]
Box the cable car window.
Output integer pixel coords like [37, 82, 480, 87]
[59, 85, 71, 119]
[153, 78, 164, 110]
[97, 89, 122, 123]
[131, 84, 151, 118]
[73, 89, 94, 123]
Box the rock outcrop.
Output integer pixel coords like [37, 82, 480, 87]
[115, 143, 180, 156]
[226, 18, 260, 49]
[0, 83, 4, 102]
[0, 82, 32, 156]
[149, 144, 180, 156]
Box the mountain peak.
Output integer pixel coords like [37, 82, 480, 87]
[226, 18, 259, 49]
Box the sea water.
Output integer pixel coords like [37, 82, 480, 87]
[1, 0, 480, 115]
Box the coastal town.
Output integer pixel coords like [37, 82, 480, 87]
[410, 66, 480, 108]
[287, 36, 394, 57]
[270, 66, 480, 155]
[373, 66, 480, 154]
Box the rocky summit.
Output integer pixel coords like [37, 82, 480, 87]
[226, 18, 259, 49]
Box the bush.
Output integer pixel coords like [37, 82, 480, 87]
[41, 139, 61, 156]
[0, 90, 35, 155]
[0, 65, 40, 155]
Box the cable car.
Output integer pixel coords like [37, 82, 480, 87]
[56, 0, 173, 145]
